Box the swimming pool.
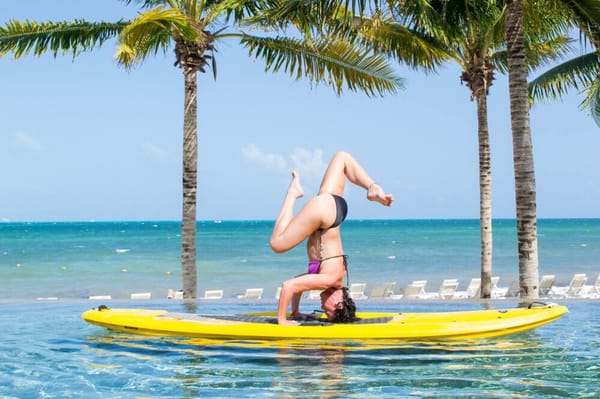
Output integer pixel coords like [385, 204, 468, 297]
[1, 300, 597, 398]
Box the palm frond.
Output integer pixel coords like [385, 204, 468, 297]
[205, 0, 263, 26]
[563, 0, 600, 35]
[525, 35, 574, 69]
[354, 17, 449, 71]
[115, 7, 196, 65]
[529, 52, 600, 102]
[492, 35, 573, 75]
[0, 19, 127, 59]
[122, 0, 179, 9]
[523, 0, 574, 39]
[241, 34, 404, 97]
[243, 0, 351, 33]
[589, 79, 600, 127]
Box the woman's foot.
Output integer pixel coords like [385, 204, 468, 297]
[367, 183, 393, 206]
[288, 171, 304, 199]
[278, 318, 301, 326]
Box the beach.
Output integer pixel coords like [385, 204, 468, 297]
[1, 219, 599, 398]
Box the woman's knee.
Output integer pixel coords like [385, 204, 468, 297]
[281, 279, 299, 294]
[270, 236, 293, 253]
[328, 151, 350, 166]
[269, 237, 285, 253]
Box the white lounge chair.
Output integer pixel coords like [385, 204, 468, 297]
[538, 274, 555, 296]
[402, 280, 427, 300]
[369, 282, 396, 298]
[203, 289, 224, 299]
[551, 274, 588, 298]
[237, 288, 263, 300]
[307, 290, 321, 300]
[36, 297, 58, 301]
[349, 283, 368, 300]
[130, 292, 151, 300]
[438, 279, 460, 299]
[467, 278, 482, 298]
[490, 277, 508, 298]
[566, 274, 588, 297]
[475, 276, 506, 298]
[581, 274, 600, 298]
[454, 278, 480, 299]
[591, 274, 600, 297]
[502, 279, 521, 298]
[167, 289, 184, 299]
[89, 295, 111, 300]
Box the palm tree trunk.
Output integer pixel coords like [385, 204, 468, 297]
[505, 0, 539, 300]
[476, 93, 493, 299]
[181, 69, 198, 299]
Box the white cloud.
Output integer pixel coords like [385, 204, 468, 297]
[13, 132, 43, 152]
[242, 144, 327, 186]
[241, 143, 287, 172]
[289, 147, 327, 184]
[143, 142, 172, 162]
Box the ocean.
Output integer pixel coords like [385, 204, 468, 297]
[1, 219, 599, 398]
[1, 219, 599, 300]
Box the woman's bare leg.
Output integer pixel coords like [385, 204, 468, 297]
[277, 283, 300, 325]
[290, 292, 303, 316]
[272, 171, 303, 236]
[270, 171, 306, 253]
[318, 151, 393, 206]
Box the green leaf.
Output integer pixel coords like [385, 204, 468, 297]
[115, 7, 195, 65]
[241, 34, 404, 97]
[0, 19, 127, 59]
[529, 52, 599, 102]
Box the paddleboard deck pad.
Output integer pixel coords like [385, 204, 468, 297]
[82, 302, 567, 341]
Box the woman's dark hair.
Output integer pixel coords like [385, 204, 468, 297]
[331, 287, 359, 323]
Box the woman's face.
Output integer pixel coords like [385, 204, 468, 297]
[320, 287, 343, 320]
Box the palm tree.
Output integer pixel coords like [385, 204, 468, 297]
[344, 0, 569, 298]
[502, 0, 598, 300]
[0, 0, 403, 298]
[376, 1, 504, 299]
[504, 0, 540, 300]
[529, 0, 600, 126]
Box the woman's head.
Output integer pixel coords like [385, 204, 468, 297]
[320, 287, 358, 323]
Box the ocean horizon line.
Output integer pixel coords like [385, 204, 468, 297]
[2, 217, 600, 224]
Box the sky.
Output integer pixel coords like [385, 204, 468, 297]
[1, 1, 599, 222]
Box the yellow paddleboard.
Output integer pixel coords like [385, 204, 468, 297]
[82, 303, 567, 341]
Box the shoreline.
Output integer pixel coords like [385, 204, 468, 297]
[2, 217, 600, 224]
[3, 291, 596, 304]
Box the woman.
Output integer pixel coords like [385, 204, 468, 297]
[270, 151, 393, 325]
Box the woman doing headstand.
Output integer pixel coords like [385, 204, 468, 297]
[270, 151, 393, 325]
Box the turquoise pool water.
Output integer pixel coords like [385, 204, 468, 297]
[2, 220, 599, 397]
[1, 300, 597, 398]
